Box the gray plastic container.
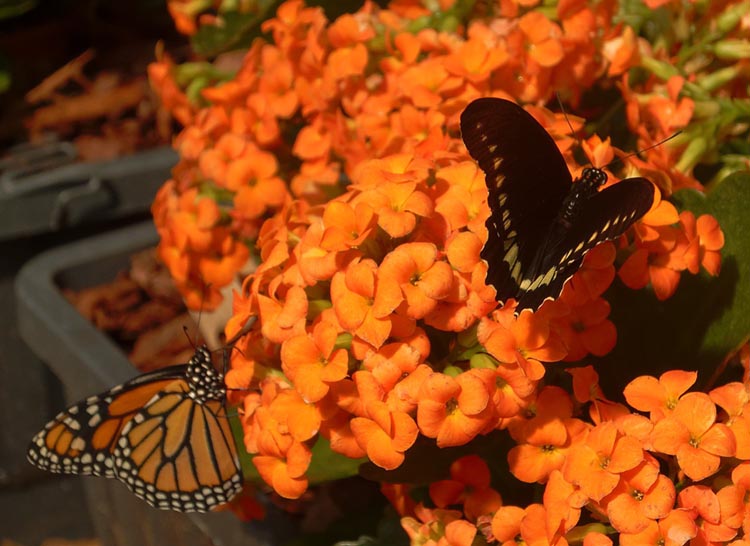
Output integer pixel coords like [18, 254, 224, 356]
[15, 221, 270, 546]
[1, 145, 177, 240]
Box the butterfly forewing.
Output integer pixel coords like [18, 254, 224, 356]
[27, 366, 186, 477]
[461, 97, 655, 313]
[461, 98, 573, 303]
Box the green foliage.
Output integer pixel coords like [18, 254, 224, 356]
[307, 437, 367, 484]
[0, 55, 10, 94]
[599, 173, 750, 398]
[0, 0, 36, 19]
[192, 2, 282, 57]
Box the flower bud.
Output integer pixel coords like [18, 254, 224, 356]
[676, 135, 709, 172]
[713, 40, 750, 60]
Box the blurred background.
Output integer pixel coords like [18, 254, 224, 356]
[2, 1, 209, 544]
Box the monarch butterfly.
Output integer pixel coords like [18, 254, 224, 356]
[27, 345, 243, 512]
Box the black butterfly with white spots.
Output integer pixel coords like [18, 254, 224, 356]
[460, 97, 654, 314]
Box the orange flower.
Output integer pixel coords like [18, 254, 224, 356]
[429, 455, 503, 521]
[433, 161, 489, 235]
[602, 26, 643, 76]
[651, 392, 736, 481]
[508, 385, 573, 439]
[252, 442, 311, 500]
[401, 505, 472, 546]
[319, 408, 367, 460]
[710, 382, 750, 460]
[385, 363, 433, 414]
[362, 181, 434, 239]
[417, 370, 496, 448]
[295, 220, 346, 285]
[558, 242, 617, 306]
[508, 416, 587, 483]
[398, 59, 457, 109]
[330, 259, 398, 348]
[491, 505, 525, 546]
[479, 311, 567, 381]
[566, 365, 605, 405]
[618, 509, 698, 546]
[543, 470, 583, 540]
[256, 285, 308, 344]
[319, 200, 375, 252]
[518, 12, 564, 68]
[679, 211, 724, 276]
[617, 246, 681, 301]
[443, 36, 508, 84]
[623, 370, 697, 419]
[679, 485, 738, 544]
[257, 46, 298, 118]
[553, 297, 616, 361]
[198, 133, 247, 188]
[281, 320, 349, 403]
[562, 421, 644, 501]
[244, 382, 313, 499]
[350, 398, 418, 470]
[293, 123, 331, 162]
[600, 456, 675, 534]
[362, 337, 426, 394]
[378, 243, 453, 319]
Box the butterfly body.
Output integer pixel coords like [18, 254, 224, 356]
[460, 98, 654, 313]
[28, 346, 243, 512]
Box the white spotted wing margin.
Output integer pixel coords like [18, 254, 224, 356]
[460, 97, 655, 314]
[27, 365, 188, 478]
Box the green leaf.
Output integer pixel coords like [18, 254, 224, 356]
[598, 173, 750, 397]
[307, 436, 367, 484]
[192, 1, 282, 57]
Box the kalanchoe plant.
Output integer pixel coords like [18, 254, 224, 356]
[148, 0, 750, 544]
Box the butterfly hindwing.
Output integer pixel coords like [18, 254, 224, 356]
[114, 380, 242, 512]
[516, 178, 654, 311]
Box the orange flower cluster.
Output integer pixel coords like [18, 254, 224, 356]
[385, 369, 750, 546]
[224, 131, 724, 505]
[147, 0, 745, 542]
[150, 0, 650, 308]
[617, 0, 750, 192]
[619, 197, 725, 301]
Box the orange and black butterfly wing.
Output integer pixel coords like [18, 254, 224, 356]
[27, 365, 188, 478]
[113, 381, 242, 512]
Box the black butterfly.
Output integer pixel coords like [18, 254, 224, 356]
[460, 98, 654, 314]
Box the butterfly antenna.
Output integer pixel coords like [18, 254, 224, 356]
[555, 93, 578, 143]
[606, 131, 682, 170]
[183, 325, 197, 351]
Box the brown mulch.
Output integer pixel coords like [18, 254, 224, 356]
[63, 248, 203, 372]
[23, 50, 173, 161]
